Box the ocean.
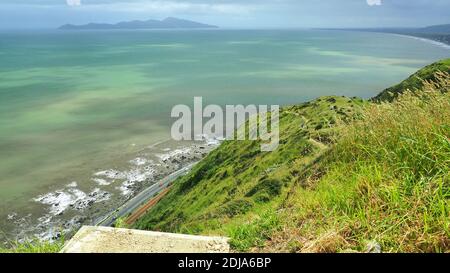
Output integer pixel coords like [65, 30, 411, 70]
[0, 29, 448, 240]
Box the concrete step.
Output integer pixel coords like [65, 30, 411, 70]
[61, 226, 230, 253]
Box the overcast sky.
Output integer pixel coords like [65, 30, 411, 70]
[0, 0, 449, 29]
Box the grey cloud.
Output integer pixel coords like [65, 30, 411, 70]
[0, 0, 449, 29]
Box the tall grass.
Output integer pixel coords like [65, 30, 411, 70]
[338, 71, 449, 180]
[228, 210, 281, 252]
[271, 72, 449, 253]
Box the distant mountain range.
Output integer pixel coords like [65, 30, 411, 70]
[59, 17, 218, 30]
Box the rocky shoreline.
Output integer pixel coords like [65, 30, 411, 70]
[6, 137, 222, 243]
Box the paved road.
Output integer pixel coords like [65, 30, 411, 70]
[95, 163, 196, 227]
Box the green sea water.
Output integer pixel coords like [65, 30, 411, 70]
[0, 29, 448, 238]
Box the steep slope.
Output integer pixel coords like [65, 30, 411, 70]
[373, 59, 450, 102]
[134, 96, 366, 240]
[135, 60, 450, 252]
[264, 72, 449, 253]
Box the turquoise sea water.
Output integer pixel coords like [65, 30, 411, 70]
[0, 29, 448, 238]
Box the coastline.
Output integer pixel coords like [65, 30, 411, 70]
[392, 33, 450, 49]
[95, 162, 197, 227]
[321, 28, 450, 48]
[5, 136, 221, 243]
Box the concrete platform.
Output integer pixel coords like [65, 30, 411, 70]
[61, 226, 230, 253]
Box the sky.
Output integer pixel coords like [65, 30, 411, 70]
[0, 0, 449, 29]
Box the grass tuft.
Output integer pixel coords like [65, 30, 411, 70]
[0, 237, 64, 253]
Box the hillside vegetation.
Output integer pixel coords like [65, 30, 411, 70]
[263, 72, 449, 253]
[135, 59, 450, 253]
[136, 95, 366, 238]
[0, 238, 64, 253]
[373, 58, 450, 102]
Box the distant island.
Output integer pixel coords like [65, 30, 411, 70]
[59, 17, 218, 30]
[324, 24, 450, 45]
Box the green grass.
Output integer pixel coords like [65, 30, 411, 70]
[134, 95, 366, 249]
[271, 72, 449, 253]
[113, 217, 130, 229]
[135, 59, 450, 253]
[227, 209, 281, 252]
[0, 238, 64, 253]
[373, 58, 450, 102]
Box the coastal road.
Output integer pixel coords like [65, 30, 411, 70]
[95, 163, 196, 227]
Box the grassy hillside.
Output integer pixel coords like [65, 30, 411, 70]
[135, 59, 450, 253]
[373, 59, 450, 102]
[264, 73, 449, 253]
[135, 96, 366, 242]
